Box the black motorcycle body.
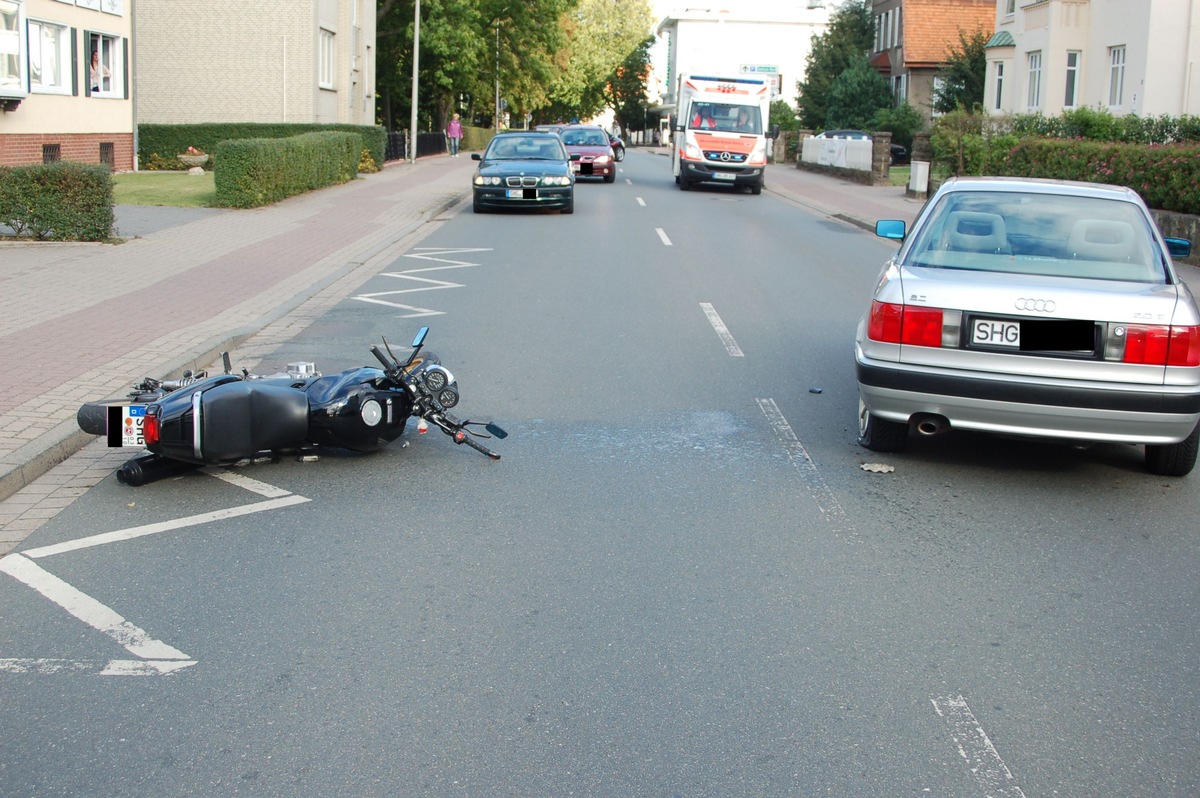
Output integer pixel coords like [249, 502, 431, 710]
[78, 327, 505, 485]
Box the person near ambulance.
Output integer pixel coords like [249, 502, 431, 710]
[690, 105, 717, 130]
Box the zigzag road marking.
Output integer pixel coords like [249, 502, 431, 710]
[351, 247, 493, 316]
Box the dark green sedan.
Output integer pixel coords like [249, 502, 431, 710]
[471, 132, 578, 214]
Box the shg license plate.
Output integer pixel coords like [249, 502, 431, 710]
[972, 318, 1020, 348]
[712, 172, 736, 181]
[505, 189, 524, 198]
[107, 405, 146, 447]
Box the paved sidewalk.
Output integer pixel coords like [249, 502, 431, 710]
[0, 156, 477, 513]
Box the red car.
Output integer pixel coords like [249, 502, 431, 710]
[558, 124, 617, 183]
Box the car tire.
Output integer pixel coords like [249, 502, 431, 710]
[473, 199, 486, 213]
[614, 146, 625, 162]
[679, 172, 691, 191]
[561, 197, 574, 215]
[1144, 422, 1199, 476]
[603, 173, 615, 184]
[749, 179, 763, 196]
[857, 398, 908, 452]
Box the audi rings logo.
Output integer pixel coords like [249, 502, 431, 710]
[719, 151, 734, 161]
[1015, 298, 1056, 312]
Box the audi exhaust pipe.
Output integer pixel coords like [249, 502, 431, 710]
[116, 453, 200, 486]
[914, 414, 951, 437]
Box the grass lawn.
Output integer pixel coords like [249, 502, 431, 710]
[112, 171, 217, 207]
[889, 165, 910, 187]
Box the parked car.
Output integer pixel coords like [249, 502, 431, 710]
[470, 132, 577, 214]
[557, 124, 618, 183]
[814, 129, 908, 165]
[609, 133, 625, 162]
[857, 176, 1200, 476]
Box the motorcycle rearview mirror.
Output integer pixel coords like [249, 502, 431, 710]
[411, 327, 429, 348]
[222, 352, 232, 375]
[486, 422, 508, 439]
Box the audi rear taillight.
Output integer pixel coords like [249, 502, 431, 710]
[143, 410, 160, 446]
[1122, 324, 1200, 366]
[867, 301, 947, 348]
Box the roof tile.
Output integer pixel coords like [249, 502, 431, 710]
[903, 0, 995, 67]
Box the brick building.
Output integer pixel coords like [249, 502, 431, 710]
[1, 0, 135, 169]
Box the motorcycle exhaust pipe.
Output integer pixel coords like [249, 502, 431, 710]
[914, 414, 951, 437]
[116, 453, 200, 487]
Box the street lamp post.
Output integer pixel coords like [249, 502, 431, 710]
[409, 0, 420, 164]
[494, 7, 507, 133]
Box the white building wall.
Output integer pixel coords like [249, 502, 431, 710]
[985, 0, 1200, 118]
[655, 4, 831, 111]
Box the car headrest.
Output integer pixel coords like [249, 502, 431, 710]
[946, 211, 1008, 253]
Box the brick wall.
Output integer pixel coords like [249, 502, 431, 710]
[0, 133, 135, 170]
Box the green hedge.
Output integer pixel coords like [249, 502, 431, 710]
[139, 122, 385, 172]
[213, 131, 360, 209]
[930, 110, 1200, 215]
[0, 162, 114, 241]
[460, 125, 496, 155]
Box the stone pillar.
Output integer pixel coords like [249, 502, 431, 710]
[871, 131, 892, 185]
[911, 132, 932, 163]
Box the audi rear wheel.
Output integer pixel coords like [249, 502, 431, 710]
[857, 398, 908, 453]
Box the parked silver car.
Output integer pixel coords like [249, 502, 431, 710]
[856, 177, 1200, 475]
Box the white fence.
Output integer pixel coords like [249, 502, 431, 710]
[800, 137, 873, 171]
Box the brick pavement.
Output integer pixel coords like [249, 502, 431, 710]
[0, 155, 477, 519]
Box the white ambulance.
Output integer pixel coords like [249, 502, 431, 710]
[671, 73, 779, 194]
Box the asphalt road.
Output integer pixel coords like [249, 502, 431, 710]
[2, 151, 1198, 797]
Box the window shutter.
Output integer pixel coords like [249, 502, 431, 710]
[83, 29, 91, 96]
[121, 36, 127, 98]
[71, 27, 78, 96]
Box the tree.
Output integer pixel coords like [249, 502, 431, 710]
[545, 0, 654, 123]
[824, 55, 892, 130]
[770, 99, 801, 132]
[375, 0, 576, 132]
[931, 28, 990, 114]
[795, 0, 874, 131]
[606, 36, 655, 135]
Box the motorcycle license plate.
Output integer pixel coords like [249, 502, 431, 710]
[107, 405, 147, 447]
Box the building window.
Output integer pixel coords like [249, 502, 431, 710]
[1005, 0, 1016, 14]
[87, 31, 123, 96]
[1063, 50, 1080, 108]
[893, 73, 907, 102]
[319, 28, 335, 89]
[100, 142, 114, 167]
[1108, 45, 1125, 107]
[1027, 51, 1041, 110]
[29, 19, 71, 93]
[0, 0, 26, 97]
[994, 62, 1004, 110]
[43, 144, 61, 163]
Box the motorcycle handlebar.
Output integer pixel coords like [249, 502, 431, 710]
[369, 345, 395, 372]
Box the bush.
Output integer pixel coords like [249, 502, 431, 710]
[139, 123, 386, 172]
[0, 162, 113, 241]
[213, 131, 360, 209]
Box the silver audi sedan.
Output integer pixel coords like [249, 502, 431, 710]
[856, 177, 1200, 476]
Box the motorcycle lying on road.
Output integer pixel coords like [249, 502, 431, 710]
[76, 327, 506, 486]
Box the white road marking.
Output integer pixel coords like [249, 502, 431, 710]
[0, 658, 196, 676]
[351, 247, 491, 316]
[20, 495, 310, 559]
[932, 695, 1028, 798]
[700, 302, 744, 357]
[656, 227, 672, 246]
[2, 472, 306, 676]
[756, 398, 848, 529]
[0, 554, 192, 661]
[637, 197, 646, 206]
[203, 467, 295, 497]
